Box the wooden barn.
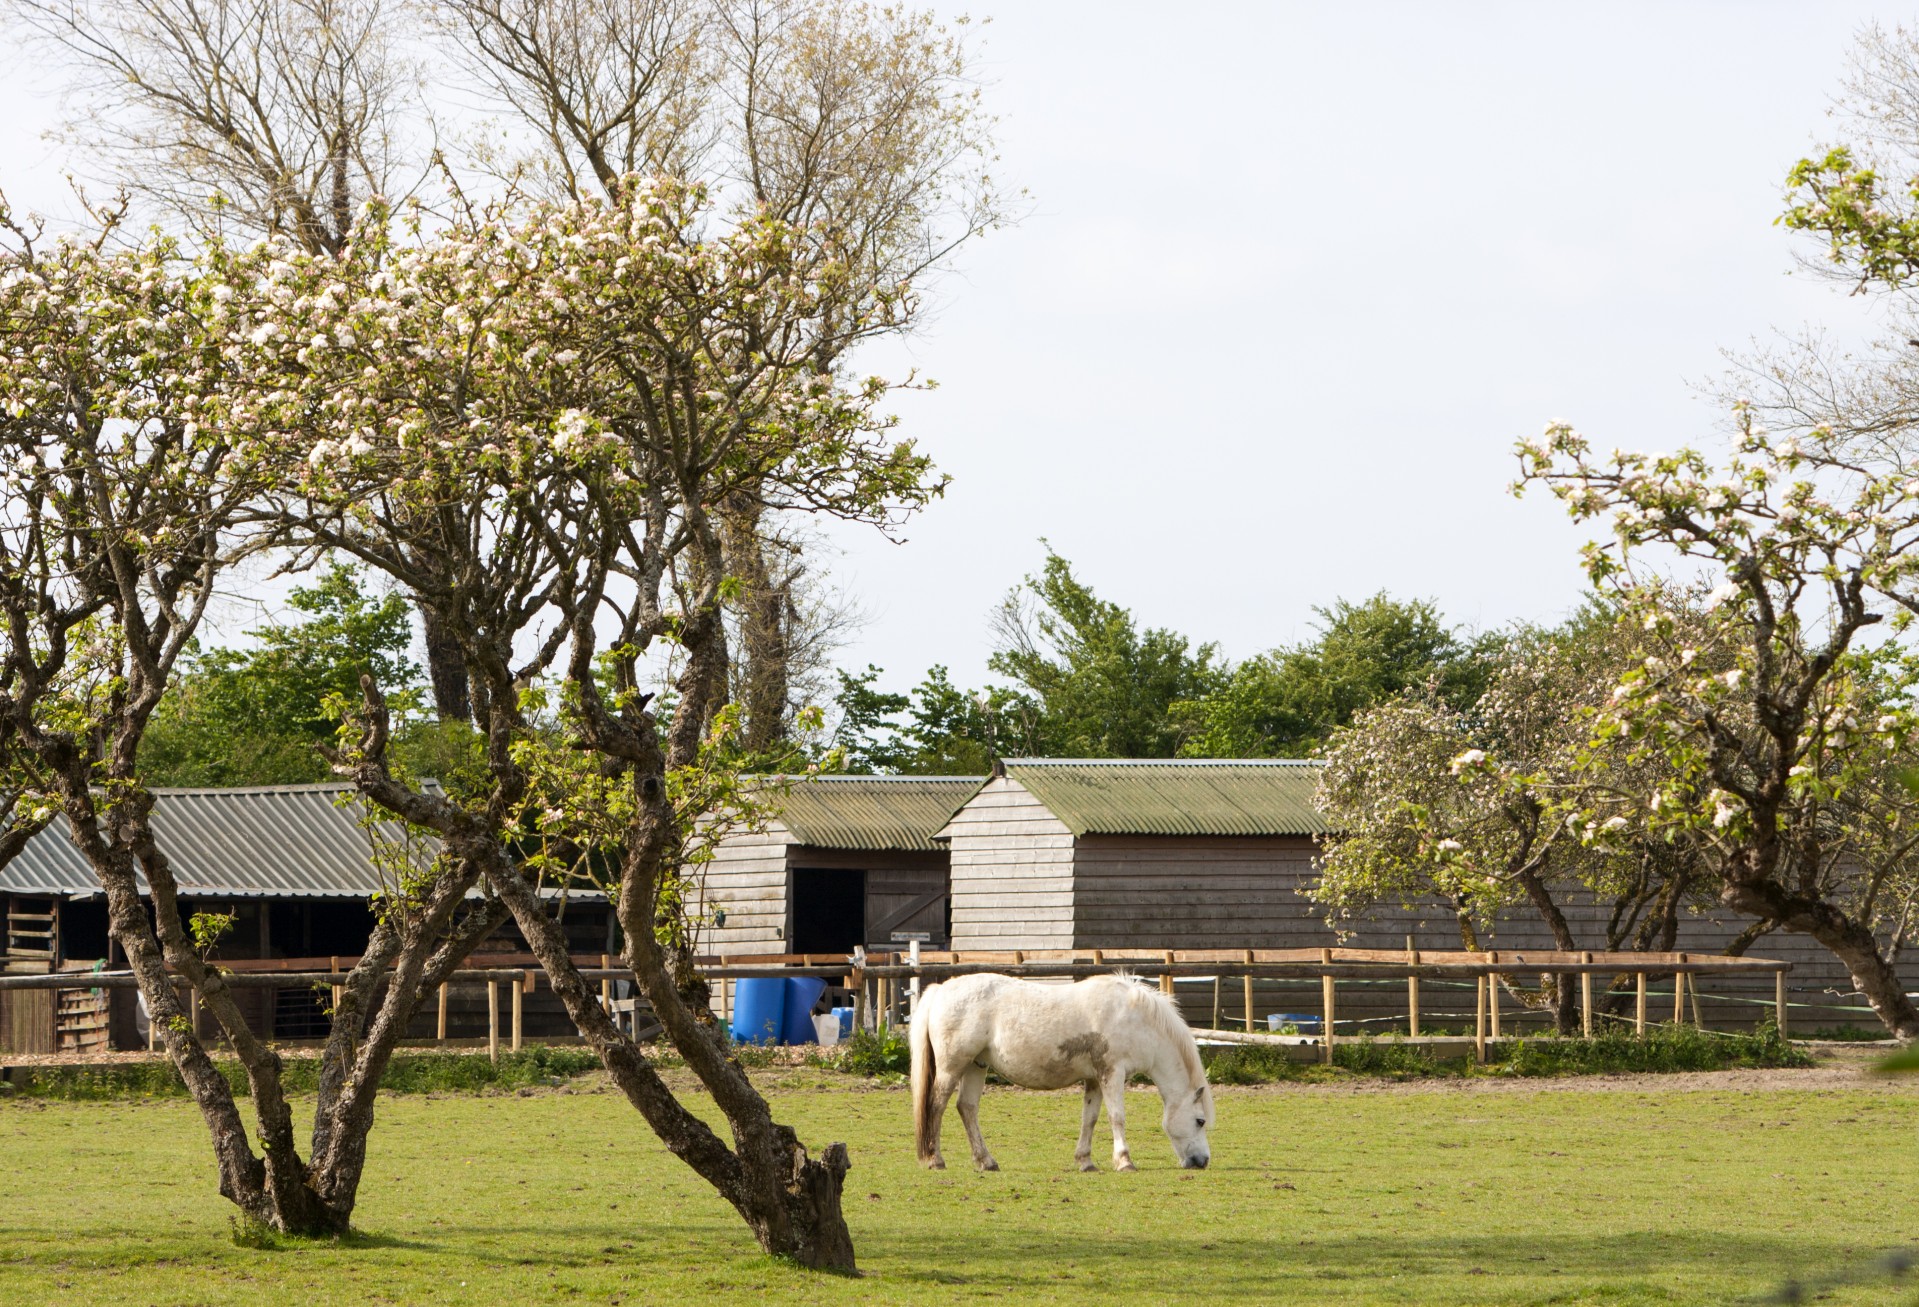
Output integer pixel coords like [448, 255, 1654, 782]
[0, 783, 617, 1054]
[936, 758, 1865, 1029]
[937, 759, 1331, 953]
[695, 776, 982, 957]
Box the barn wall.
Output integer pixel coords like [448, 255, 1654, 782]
[694, 821, 793, 956]
[1072, 834, 1323, 952]
[944, 778, 1076, 951]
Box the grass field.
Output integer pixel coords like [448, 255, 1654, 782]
[1, 1066, 1915, 1306]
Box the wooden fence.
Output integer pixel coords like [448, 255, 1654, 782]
[0, 944, 1799, 1066]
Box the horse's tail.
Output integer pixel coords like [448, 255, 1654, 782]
[911, 992, 938, 1164]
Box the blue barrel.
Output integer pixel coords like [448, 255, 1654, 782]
[731, 978, 787, 1045]
[781, 977, 828, 1045]
[832, 1006, 854, 1039]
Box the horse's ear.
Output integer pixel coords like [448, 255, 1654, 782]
[1193, 1087, 1205, 1103]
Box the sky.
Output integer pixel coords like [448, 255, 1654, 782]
[0, 2, 1906, 696]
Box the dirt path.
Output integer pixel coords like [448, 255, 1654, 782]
[1213, 1044, 1917, 1097]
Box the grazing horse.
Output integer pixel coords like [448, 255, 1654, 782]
[911, 973, 1214, 1172]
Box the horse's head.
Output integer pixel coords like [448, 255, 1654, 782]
[1162, 1080, 1214, 1169]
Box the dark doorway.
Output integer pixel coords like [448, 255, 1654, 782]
[790, 869, 865, 954]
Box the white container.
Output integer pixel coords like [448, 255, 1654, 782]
[813, 1013, 841, 1047]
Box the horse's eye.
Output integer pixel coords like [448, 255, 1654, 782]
[1196, 1118, 1206, 1128]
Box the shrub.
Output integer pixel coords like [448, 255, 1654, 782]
[3, 1045, 607, 1101]
[837, 1027, 912, 1077]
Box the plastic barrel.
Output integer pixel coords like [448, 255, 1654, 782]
[781, 977, 828, 1044]
[832, 1006, 854, 1039]
[731, 978, 787, 1045]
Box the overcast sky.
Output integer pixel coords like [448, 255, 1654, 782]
[0, 3, 1906, 696]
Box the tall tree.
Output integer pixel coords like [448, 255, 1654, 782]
[988, 550, 1219, 757]
[434, 0, 1003, 749]
[1177, 593, 1489, 759]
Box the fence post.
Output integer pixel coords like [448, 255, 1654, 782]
[599, 953, 611, 1012]
[1673, 955, 1688, 1025]
[1474, 975, 1487, 1064]
[487, 980, 499, 1064]
[511, 974, 523, 1052]
[909, 939, 922, 1016]
[437, 983, 448, 1046]
[329, 956, 342, 1029]
[1487, 952, 1501, 1042]
[1580, 953, 1593, 1039]
[1320, 949, 1335, 1065]
[1211, 977, 1221, 1031]
[1635, 971, 1647, 1036]
[1407, 937, 1421, 1038]
[1243, 950, 1255, 1033]
[1775, 971, 1789, 1040]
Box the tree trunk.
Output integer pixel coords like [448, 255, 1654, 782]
[1722, 877, 1919, 1040]
[721, 495, 791, 754]
[469, 838, 855, 1269]
[418, 603, 472, 723]
[1513, 865, 1580, 1034]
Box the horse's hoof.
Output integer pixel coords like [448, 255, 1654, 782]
[1077, 1160, 1098, 1173]
[1116, 1161, 1137, 1173]
[923, 1158, 946, 1170]
[979, 1159, 1000, 1172]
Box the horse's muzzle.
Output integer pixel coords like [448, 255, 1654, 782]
[1184, 1155, 1210, 1170]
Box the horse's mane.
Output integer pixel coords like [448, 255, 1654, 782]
[1107, 973, 1209, 1088]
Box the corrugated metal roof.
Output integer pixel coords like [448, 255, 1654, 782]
[999, 759, 1329, 837]
[762, 776, 983, 852]
[0, 784, 439, 899]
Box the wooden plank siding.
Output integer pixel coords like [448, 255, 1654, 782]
[945, 778, 1076, 951]
[692, 821, 792, 957]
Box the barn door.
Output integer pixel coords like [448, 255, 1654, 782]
[865, 873, 947, 949]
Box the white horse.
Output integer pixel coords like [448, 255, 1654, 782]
[910, 973, 1215, 1172]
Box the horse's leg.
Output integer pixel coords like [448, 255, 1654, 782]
[925, 1071, 962, 1169]
[1075, 1081, 1102, 1172]
[955, 1066, 999, 1172]
[1101, 1071, 1135, 1172]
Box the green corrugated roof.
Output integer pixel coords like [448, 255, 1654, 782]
[765, 776, 983, 851]
[999, 759, 1328, 836]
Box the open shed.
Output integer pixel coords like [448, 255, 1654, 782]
[0, 783, 615, 1053]
[697, 776, 982, 956]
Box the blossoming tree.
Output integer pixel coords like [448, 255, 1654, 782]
[240, 178, 939, 1269]
[0, 206, 511, 1234]
[1518, 414, 1919, 1038]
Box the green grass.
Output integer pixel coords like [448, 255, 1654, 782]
[1, 1069, 1914, 1305]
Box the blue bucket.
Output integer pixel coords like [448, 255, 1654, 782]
[781, 977, 828, 1045]
[731, 978, 787, 1045]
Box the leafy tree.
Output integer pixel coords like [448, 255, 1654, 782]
[142, 563, 423, 786]
[1177, 593, 1490, 758]
[830, 664, 1037, 774]
[988, 551, 1220, 757]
